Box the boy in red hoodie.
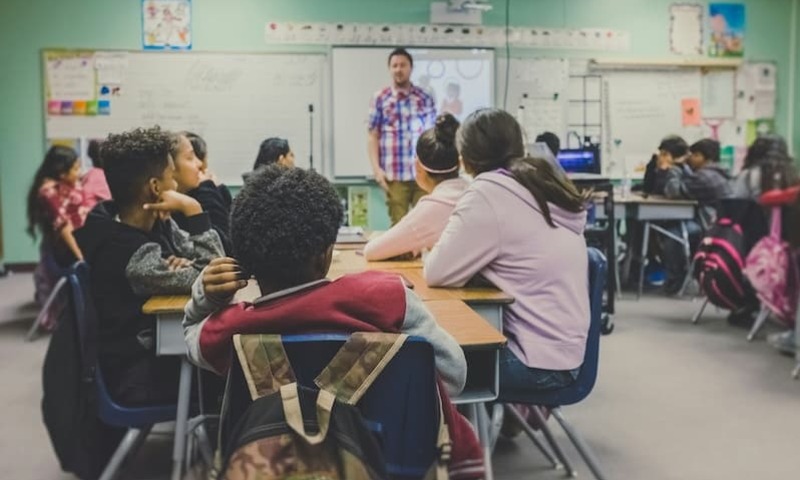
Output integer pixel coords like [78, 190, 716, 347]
[182, 165, 484, 478]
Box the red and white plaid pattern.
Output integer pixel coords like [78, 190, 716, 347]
[368, 85, 436, 182]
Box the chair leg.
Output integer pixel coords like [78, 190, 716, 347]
[26, 276, 67, 341]
[527, 406, 575, 476]
[792, 362, 800, 380]
[637, 222, 651, 300]
[99, 428, 145, 480]
[504, 405, 561, 470]
[124, 425, 152, 466]
[488, 403, 504, 453]
[551, 408, 608, 480]
[678, 257, 697, 298]
[746, 306, 770, 342]
[691, 297, 709, 324]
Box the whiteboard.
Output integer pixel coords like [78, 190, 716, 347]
[496, 57, 570, 144]
[603, 70, 703, 178]
[45, 51, 327, 185]
[331, 47, 494, 178]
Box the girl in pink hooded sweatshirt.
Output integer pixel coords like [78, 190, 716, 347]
[364, 113, 468, 260]
[425, 108, 591, 401]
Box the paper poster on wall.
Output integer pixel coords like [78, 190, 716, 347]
[348, 187, 370, 228]
[670, 3, 703, 55]
[682, 98, 701, 126]
[735, 62, 776, 120]
[701, 69, 735, 119]
[142, 0, 192, 50]
[45, 53, 96, 103]
[94, 51, 129, 84]
[708, 3, 744, 57]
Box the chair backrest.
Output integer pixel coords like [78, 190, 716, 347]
[223, 334, 439, 479]
[66, 261, 176, 427]
[524, 246, 607, 408]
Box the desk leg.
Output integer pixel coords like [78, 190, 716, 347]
[637, 221, 650, 300]
[171, 358, 193, 480]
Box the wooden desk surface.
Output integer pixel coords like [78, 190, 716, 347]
[425, 300, 506, 347]
[382, 268, 514, 304]
[614, 193, 697, 205]
[328, 249, 422, 276]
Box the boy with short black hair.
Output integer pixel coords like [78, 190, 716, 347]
[183, 165, 484, 478]
[75, 126, 223, 405]
[665, 138, 731, 203]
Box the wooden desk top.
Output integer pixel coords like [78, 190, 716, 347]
[328, 249, 422, 276]
[425, 300, 506, 348]
[381, 268, 514, 304]
[615, 193, 697, 206]
[143, 295, 505, 348]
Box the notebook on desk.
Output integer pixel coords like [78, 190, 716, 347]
[336, 226, 367, 244]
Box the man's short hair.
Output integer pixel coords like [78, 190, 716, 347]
[689, 139, 721, 162]
[388, 48, 413, 67]
[101, 126, 172, 208]
[231, 165, 343, 284]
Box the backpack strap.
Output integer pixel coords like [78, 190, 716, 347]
[233, 334, 297, 400]
[280, 383, 335, 446]
[314, 332, 408, 404]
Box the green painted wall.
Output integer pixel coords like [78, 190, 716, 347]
[0, 0, 796, 262]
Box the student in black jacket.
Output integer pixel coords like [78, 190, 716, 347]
[185, 132, 233, 208]
[75, 126, 223, 405]
[170, 132, 233, 253]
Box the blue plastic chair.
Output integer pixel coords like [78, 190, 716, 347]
[498, 247, 608, 480]
[223, 334, 440, 480]
[67, 262, 177, 480]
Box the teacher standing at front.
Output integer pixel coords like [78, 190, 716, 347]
[367, 48, 437, 225]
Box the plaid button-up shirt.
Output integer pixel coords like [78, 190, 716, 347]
[367, 84, 436, 182]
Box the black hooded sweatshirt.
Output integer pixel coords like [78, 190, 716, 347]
[74, 201, 223, 366]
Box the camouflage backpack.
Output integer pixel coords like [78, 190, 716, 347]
[216, 332, 451, 480]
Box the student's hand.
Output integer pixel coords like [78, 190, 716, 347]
[373, 169, 389, 192]
[144, 190, 202, 217]
[166, 255, 193, 271]
[203, 257, 248, 303]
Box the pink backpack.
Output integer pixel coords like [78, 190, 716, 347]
[743, 207, 799, 325]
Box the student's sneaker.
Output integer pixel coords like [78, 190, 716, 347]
[767, 330, 798, 357]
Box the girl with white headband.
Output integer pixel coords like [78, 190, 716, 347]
[364, 113, 468, 261]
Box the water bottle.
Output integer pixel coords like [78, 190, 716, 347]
[621, 173, 632, 199]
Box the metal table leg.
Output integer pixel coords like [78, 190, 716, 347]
[171, 358, 193, 480]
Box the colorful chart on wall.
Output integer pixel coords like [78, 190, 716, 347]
[708, 3, 745, 57]
[142, 0, 192, 50]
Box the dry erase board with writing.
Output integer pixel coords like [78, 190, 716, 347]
[602, 70, 705, 178]
[43, 50, 326, 185]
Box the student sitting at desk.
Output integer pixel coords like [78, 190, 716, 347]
[364, 113, 468, 261]
[74, 127, 224, 405]
[170, 131, 233, 253]
[664, 138, 731, 218]
[242, 137, 295, 183]
[184, 131, 233, 210]
[27, 146, 89, 307]
[642, 135, 689, 195]
[182, 165, 484, 478]
[423, 108, 590, 422]
[731, 135, 798, 199]
[82, 139, 112, 209]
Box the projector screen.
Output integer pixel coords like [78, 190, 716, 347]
[332, 47, 495, 178]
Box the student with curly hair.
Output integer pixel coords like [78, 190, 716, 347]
[74, 126, 223, 405]
[182, 165, 485, 479]
[364, 113, 467, 260]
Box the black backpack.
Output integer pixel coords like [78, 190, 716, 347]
[217, 333, 449, 480]
[692, 199, 767, 310]
[41, 264, 123, 480]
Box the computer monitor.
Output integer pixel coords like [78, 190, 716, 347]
[557, 147, 600, 174]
